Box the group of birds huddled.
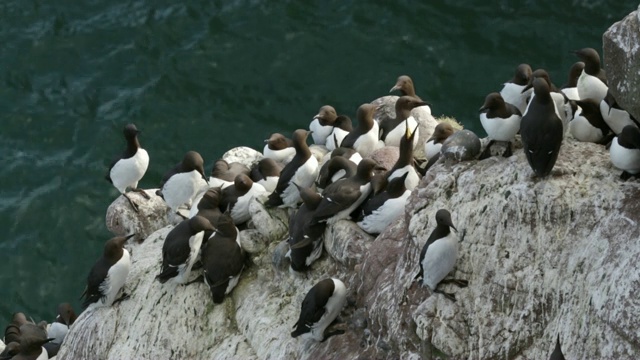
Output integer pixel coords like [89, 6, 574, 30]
[4, 45, 636, 359]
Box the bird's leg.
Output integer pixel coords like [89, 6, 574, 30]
[192, 260, 203, 271]
[113, 291, 131, 305]
[122, 193, 140, 213]
[131, 188, 151, 199]
[321, 329, 346, 343]
[479, 140, 495, 160]
[184, 275, 204, 286]
[502, 141, 513, 158]
[434, 288, 456, 302]
[620, 171, 633, 181]
[440, 278, 469, 288]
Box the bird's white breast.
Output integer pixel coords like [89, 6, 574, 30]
[281, 156, 319, 208]
[353, 121, 380, 157]
[421, 232, 458, 291]
[384, 116, 420, 149]
[110, 148, 149, 193]
[162, 170, 208, 212]
[577, 71, 608, 103]
[569, 111, 603, 143]
[357, 190, 410, 234]
[610, 138, 640, 174]
[480, 113, 521, 142]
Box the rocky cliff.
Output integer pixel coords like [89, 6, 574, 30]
[57, 135, 640, 360]
[603, 5, 640, 120]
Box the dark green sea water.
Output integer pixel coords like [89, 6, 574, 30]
[0, 0, 636, 325]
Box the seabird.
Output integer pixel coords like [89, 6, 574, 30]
[157, 151, 208, 214]
[263, 133, 296, 164]
[265, 129, 319, 208]
[478, 92, 522, 158]
[340, 104, 380, 157]
[309, 105, 338, 145]
[549, 334, 566, 360]
[500, 63, 532, 114]
[311, 159, 377, 224]
[520, 78, 564, 178]
[106, 123, 150, 212]
[415, 209, 466, 301]
[157, 216, 214, 284]
[357, 172, 410, 235]
[11, 323, 52, 360]
[609, 125, 640, 180]
[189, 214, 244, 304]
[209, 159, 250, 189]
[424, 122, 455, 160]
[574, 47, 608, 103]
[325, 115, 353, 151]
[569, 98, 611, 144]
[600, 90, 640, 135]
[287, 183, 326, 272]
[291, 278, 347, 342]
[386, 120, 421, 190]
[218, 174, 267, 225]
[43, 303, 76, 357]
[380, 96, 429, 148]
[316, 156, 357, 190]
[390, 75, 428, 106]
[522, 69, 572, 135]
[250, 158, 283, 193]
[82, 234, 134, 309]
[560, 62, 584, 100]
[328, 147, 362, 165]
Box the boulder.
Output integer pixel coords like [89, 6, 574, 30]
[603, 5, 640, 120]
[368, 146, 399, 171]
[440, 129, 482, 163]
[105, 189, 171, 242]
[222, 146, 264, 168]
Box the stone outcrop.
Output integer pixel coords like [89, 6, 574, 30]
[63, 136, 640, 359]
[603, 5, 640, 119]
[105, 189, 171, 242]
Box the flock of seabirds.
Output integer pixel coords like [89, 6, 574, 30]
[2, 46, 638, 359]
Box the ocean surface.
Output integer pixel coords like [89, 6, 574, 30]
[0, 0, 636, 325]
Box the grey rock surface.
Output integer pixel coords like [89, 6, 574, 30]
[105, 189, 171, 242]
[368, 146, 400, 172]
[603, 6, 640, 120]
[441, 129, 482, 163]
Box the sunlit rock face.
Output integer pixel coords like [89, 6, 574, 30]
[603, 6, 640, 120]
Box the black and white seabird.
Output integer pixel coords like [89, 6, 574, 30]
[106, 123, 150, 212]
[250, 158, 283, 193]
[416, 209, 466, 301]
[521, 78, 564, 178]
[340, 103, 380, 158]
[309, 105, 338, 145]
[82, 234, 134, 309]
[549, 335, 566, 360]
[43, 303, 77, 357]
[500, 63, 532, 114]
[560, 62, 584, 100]
[386, 121, 420, 190]
[600, 90, 640, 135]
[522, 69, 572, 135]
[157, 151, 208, 213]
[390, 75, 428, 106]
[478, 92, 522, 158]
[357, 172, 410, 235]
[610, 125, 640, 180]
[424, 122, 455, 160]
[157, 216, 214, 285]
[380, 96, 429, 148]
[10, 323, 52, 360]
[195, 214, 244, 303]
[574, 47, 608, 103]
[325, 115, 353, 151]
[209, 159, 250, 189]
[218, 174, 267, 225]
[291, 278, 347, 342]
[189, 188, 223, 243]
[316, 156, 357, 190]
[265, 129, 319, 208]
[287, 183, 326, 272]
[311, 159, 377, 224]
[569, 98, 611, 144]
[328, 147, 362, 165]
[263, 133, 296, 164]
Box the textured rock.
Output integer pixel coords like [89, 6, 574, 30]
[359, 138, 640, 359]
[368, 146, 399, 171]
[105, 189, 171, 242]
[222, 146, 264, 168]
[441, 129, 482, 163]
[64, 137, 640, 359]
[603, 6, 640, 120]
[372, 95, 439, 159]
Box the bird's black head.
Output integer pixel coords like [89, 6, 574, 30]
[435, 209, 457, 232]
